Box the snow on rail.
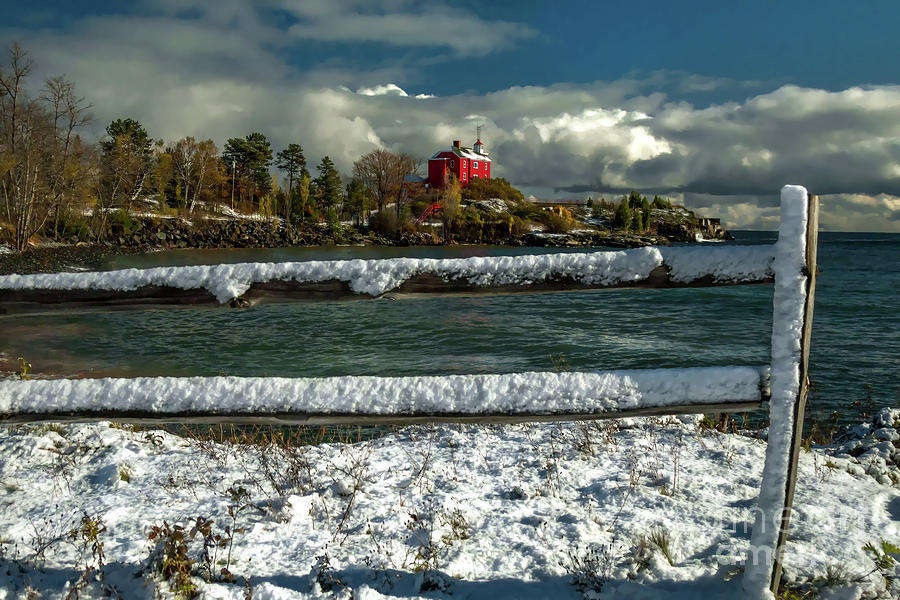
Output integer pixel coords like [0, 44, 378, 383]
[0, 366, 768, 418]
[0, 245, 774, 304]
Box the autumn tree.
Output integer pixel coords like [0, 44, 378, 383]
[440, 174, 461, 239]
[96, 118, 153, 235]
[170, 136, 218, 212]
[295, 172, 311, 222]
[0, 43, 92, 250]
[351, 148, 418, 219]
[275, 143, 307, 225]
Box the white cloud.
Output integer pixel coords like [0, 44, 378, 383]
[279, 0, 536, 56]
[356, 83, 408, 97]
[3, 5, 899, 231]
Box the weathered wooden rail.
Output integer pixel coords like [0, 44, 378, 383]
[0, 186, 818, 597]
[0, 245, 775, 313]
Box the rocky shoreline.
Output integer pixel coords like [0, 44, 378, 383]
[0, 214, 705, 275]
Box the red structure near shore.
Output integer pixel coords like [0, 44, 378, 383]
[427, 138, 491, 188]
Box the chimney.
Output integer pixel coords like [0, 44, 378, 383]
[452, 140, 460, 149]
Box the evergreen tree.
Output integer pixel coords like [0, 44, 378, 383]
[315, 156, 343, 211]
[632, 207, 644, 232]
[275, 143, 307, 225]
[223, 132, 273, 205]
[641, 197, 652, 231]
[345, 178, 370, 225]
[652, 195, 672, 209]
[612, 199, 632, 230]
[99, 118, 153, 210]
[627, 190, 644, 209]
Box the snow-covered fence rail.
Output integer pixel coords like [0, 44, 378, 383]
[0, 186, 818, 597]
[0, 366, 769, 424]
[0, 245, 775, 313]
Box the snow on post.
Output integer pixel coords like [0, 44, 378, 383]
[743, 185, 812, 598]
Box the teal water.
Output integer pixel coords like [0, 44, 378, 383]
[2, 232, 897, 421]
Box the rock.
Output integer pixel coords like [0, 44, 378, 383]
[874, 428, 899, 442]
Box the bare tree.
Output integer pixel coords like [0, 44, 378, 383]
[41, 75, 93, 238]
[0, 43, 91, 250]
[171, 136, 218, 213]
[351, 149, 419, 220]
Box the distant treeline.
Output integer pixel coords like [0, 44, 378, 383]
[0, 43, 530, 250]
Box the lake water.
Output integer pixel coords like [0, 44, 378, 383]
[2, 231, 897, 423]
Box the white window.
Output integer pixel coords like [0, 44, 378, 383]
[473, 161, 479, 169]
[450, 160, 455, 168]
[473, 174, 478, 178]
[462, 160, 467, 167]
[462, 173, 466, 180]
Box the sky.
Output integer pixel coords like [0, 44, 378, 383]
[2, 0, 900, 231]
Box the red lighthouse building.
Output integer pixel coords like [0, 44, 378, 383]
[427, 138, 491, 188]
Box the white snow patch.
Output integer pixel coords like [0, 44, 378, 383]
[0, 366, 767, 416]
[0, 419, 894, 599]
[0, 246, 776, 304]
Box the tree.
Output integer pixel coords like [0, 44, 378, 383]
[345, 178, 370, 226]
[314, 156, 343, 211]
[612, 199, 632, 230]
[170, 137, 218, 213]
[627, 190, 644, 209]
[275, 143, 307, 225]
[0, 43, 92, 250]
[641, 197, 652, 232]
[223, 132, 272, 206]
[440, 174, 461, 239]
[652, 195, 672, 210]
[632, 206, 644, 232]
[352, 148, 418, 217]
[97, 118, 153, 235]
[296, 173, 311, 221]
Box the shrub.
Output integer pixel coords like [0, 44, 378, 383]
[107, 208, 138, 237]
[147, 521, 198, 599]
[369, 210, 398, 236]
[461, 177, 524, 203]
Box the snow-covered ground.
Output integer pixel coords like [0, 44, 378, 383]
[1, 415, 898, 600]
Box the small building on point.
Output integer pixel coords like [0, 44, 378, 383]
[427, 138, 491, 188]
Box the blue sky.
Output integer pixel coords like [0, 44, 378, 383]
[2, 0, 900, 230]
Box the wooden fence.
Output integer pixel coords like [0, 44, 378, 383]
[0, 185, 818, 596]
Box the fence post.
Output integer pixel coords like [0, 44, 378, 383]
[743, 187, 819, 597]
[770, 193, 819, 592]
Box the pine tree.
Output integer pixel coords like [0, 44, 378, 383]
[612, 200, 632, 230]
[632, 207, 644, 232]
[276, 143, 307, 225]
[627, 190, 643, 209]
[223, 132, 273, 206]
[345, 178, 370, 226]
[315, 156, 343, 211]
